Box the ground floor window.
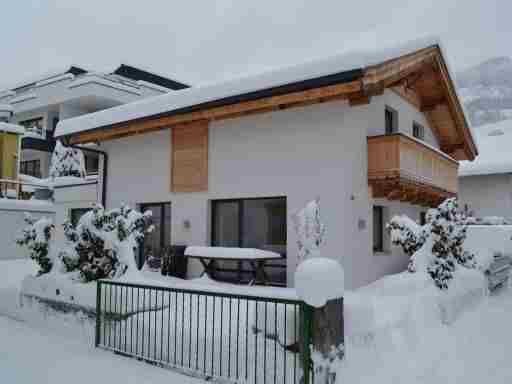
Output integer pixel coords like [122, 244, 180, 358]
[211, 197, 287, 286]
[69, 207, 92, 226]
[20, 159, 41, 178]
[139, 202, 171, 269]
[373, 206, 384, 252]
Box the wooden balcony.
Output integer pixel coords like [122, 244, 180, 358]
[368, 133, 458, 207]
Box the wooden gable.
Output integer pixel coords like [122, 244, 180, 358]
[171, 122, 209, 192]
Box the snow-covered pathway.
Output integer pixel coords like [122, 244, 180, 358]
[0, 316, 203, 384]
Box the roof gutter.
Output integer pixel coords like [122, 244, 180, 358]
[62, 140, 108, 208]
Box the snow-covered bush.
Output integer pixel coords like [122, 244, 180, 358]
[49, 141, 86, 179]
[388, 198, 476, 290]
[292, 198, 326, 262]
[386, 215, 426, 272]
[61, 204, 153, 282]
[16, 214, 55, 275]
[426, 199, 476, 289]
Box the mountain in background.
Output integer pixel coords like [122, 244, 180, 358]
[457, 56, 512, 127]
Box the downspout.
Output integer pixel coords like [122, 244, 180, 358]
[62, 140, 108, 208]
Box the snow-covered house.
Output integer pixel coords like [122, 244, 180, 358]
[0, 65, 188, 179]
[459, 119, 512, 219]
[54, 37, 477, 289]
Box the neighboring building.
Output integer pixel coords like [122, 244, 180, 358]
[55, 37, 477, 289]
[459, 119, 512, 218]
[0, 65, 189, 179]
[0, 107, 24, 197]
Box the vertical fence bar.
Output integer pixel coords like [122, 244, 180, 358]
[95, 280, 102, 347]
[302, 304, 313, 384]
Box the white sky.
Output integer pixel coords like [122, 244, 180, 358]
[0, 0, 508, 89]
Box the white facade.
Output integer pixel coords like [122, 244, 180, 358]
[458, 174, 512, 219]
[100, 90, 433, 289]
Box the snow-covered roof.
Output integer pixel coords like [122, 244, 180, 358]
[55, 36, 445, 138]
[0, 122, 25, 135]
[459, 119, 512, 176]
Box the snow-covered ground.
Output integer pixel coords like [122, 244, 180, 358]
[2, 258, 512, 383]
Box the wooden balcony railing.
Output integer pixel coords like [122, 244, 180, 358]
[368, 133, 459, 206]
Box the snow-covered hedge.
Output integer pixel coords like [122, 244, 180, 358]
[17, 204, 152, 282]
[16, 214, 55, 275]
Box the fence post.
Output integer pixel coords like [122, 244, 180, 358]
[95, 280, 102, 347]
[302, 303, 314, 384]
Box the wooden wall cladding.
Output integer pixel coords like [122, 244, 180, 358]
[171, 122, 209, 192]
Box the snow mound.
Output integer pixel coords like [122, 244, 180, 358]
[465, 225, 512, 270]
[294, 257, 344, 307]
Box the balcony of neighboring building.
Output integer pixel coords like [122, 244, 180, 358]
[368, 133, 458, 207]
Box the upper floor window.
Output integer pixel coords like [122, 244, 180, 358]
[20, 159, 41, 178]
[413, 122, 425, 140]
[19, 117, 44, 137]
[385, 106, 398, 135]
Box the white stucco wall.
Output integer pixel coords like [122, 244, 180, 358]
[458, 174, 512, 219]
[368, 90, 439, 148]
[100, 90, 436, 289]
[0, 201, 55, 260]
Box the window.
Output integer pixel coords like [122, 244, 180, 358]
[212, 197, 287, 286]
[420, 211, 427, 226]
[413, 122, 425, 140]
[139, 203, 171, 269]
[373, 206, 384, 252]
[19, 117, 44, 137]
[385, 106, 398, 135]
[20, 159, 41, 178]
[70, 208, 91, 226]
[85, 153, 99, 175]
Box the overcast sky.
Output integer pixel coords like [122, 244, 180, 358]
[0, 0, 508, 89]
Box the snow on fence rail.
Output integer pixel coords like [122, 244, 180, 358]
[95, 279, 314, 384]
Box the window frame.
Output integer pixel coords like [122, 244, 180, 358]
[211, 196, 287, 286]
[373, 205, 385, 253]
[138, 202, 172, 269]
[20, 159, 41, 178]
[19, 117, 44, 137]
[413, 121, 425, 140]
[385, 106, 398, 135]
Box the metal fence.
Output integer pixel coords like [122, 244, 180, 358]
[95, 280, 313, 384]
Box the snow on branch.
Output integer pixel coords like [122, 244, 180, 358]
[49, 141, 86, 179]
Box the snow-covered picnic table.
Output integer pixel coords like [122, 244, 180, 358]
[184, 246, 283, 285]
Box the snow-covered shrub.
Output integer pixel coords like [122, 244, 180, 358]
[386, 215, 426, 272]
[49, 140, 86, 179]
[292, 198, 326, 262]
[16, 214, 55, 275]
[61, 204, 153, 282]
[426, 199, 476, 289]
[388, 198, 476, 290]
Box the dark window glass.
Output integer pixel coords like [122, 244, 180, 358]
[20, 159, 41, 178]
[19, 117, 44, 137]
[70, 208, 91, 226]
[420, 211, 427, 226]
[373, 206, 384, 252]
[413, 122, 425, 140]
[84, 154, 100, 175]
[212, 197, 287, 286]
[385, 106, 398, 135]
[139, 203, 171, 269]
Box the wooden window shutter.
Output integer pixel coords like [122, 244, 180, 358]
[171, 122, 209, 192]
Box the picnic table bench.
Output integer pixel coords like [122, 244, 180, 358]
[184, 246, 283, 286]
